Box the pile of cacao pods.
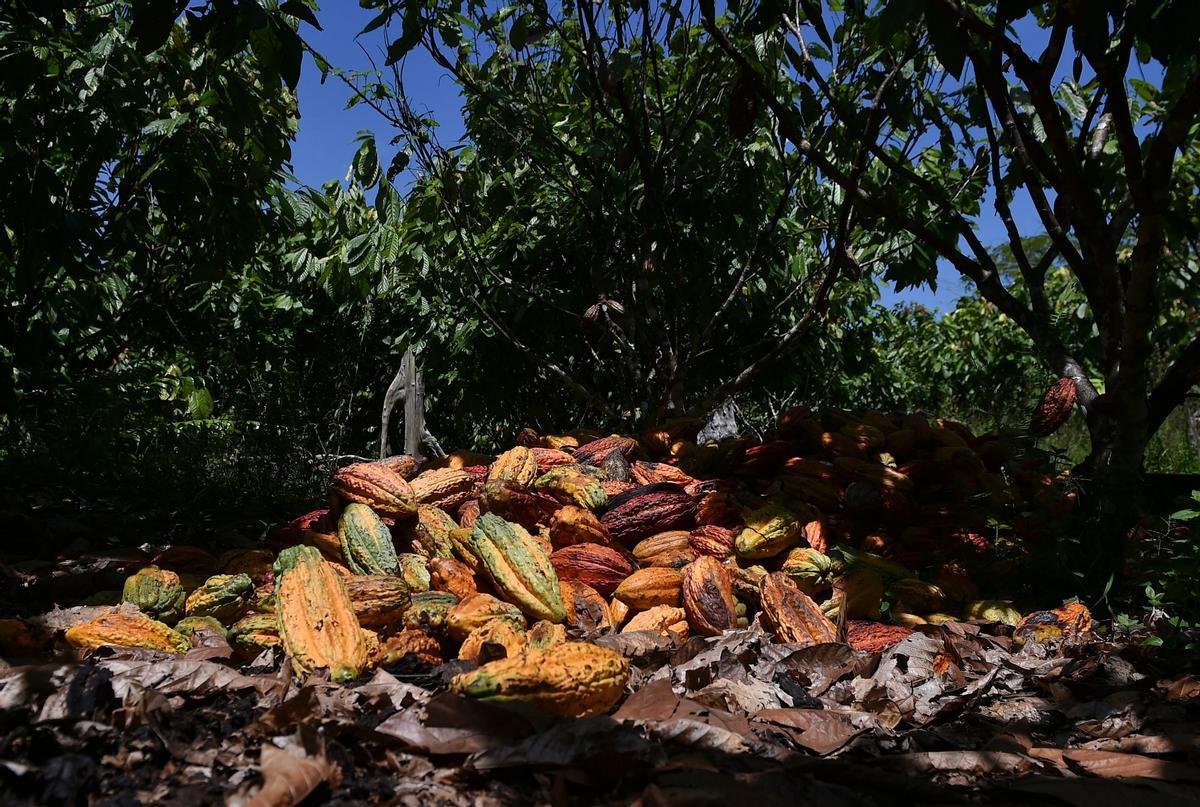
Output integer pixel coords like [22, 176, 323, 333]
[58, 405, 1090, 718]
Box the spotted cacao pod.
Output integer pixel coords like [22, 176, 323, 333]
[681, 556, 737, 637]
[339, 502, 400, 576]
[184, 573, 254, 623]
[122, 566, 186, 623]
[760, 573, 837, 646]
[469, 513, 566, 622]
[410, 468, 477, 512]
[488, 446, 539, 486]
[66, 611, 191, 655]
[274, 545, 368, 682]
[330, 462, 417, 520]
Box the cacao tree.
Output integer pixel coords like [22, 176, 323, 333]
[697, 0, 1200, 569]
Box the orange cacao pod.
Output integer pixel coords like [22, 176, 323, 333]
[760, 572, 837, 646]
[681, 556, 737, 637]
[613, 567, 683, 610]
[330, 463, 417, 520]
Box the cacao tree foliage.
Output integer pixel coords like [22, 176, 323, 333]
[694, 0, 1200, 487]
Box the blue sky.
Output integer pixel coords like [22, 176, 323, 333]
[289, 7, 1058, 313]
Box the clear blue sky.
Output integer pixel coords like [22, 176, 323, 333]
[289, 8, 1060, 313]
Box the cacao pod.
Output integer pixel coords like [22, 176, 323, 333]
[428, 556, 478, 600]
[963, 600, 1022, 626]
[613, 567, 683, 610]
[533, 466, 607, 509]
[622, 605, 688, 639]
[1029, 378, 1076, 436]
[174, 615, 228, 640]
[410, 505, 458, 559]
[600, 484, 696, 545]
[573, 435, 641, 466]
[122, 566, 186, 623]
[526, 620, 568, 650]
[397, 553, 431, 592]
[1014, 602, 1092, 645]
[846, 620, 912, 653]
[778, 547, 841, 595]
[378, 455, 418, 478]
[550, 543, 636, 598]
[481, 480, 561, 529]
[403, 591, 460, 635]
[381, 629, 442, 665]
[339, 503, 401, 576]
[735, 504, 802, 560]
[342, 575, 410, 629]
[66, 612, 190, 655]
[469, 513, 566, 622]
[330, 462, 417, 520]
[458, 618, 526, 663]
[549, 505, 612, 549]
[451, 642, 630, 717]
[629, 461, 698, 488]
[560, 580, 614, 631]
[274, 546, 368, 682]
[688, 526, 735, 560]
[447, 592, 526, 641]
[681, 556, 737, 637]
[488, 446, 539, 486]
[410, 468, 477, 512]
[230, 612, 281, 654]
[184, 573, 254, 623]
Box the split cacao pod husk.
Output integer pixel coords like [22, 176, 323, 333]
[469, 513, 566, 622]
[451, 642, 630, 717]
[274, 545, 368, 682]
[342, 575, 410, 630]
[550, 543, 636, 598]
[339, 503, 401, 576]
[122, 566, 186, 623]
[613, 567, 683, 610]
[1014, 602, 1092, 645]
[681, 556, 737, 637]
[410, 468, 477, 512]
[447, 592, 526, 642]
[760, 572, 837, 646]
[184, 573, 254, 623]
[66, 611, 191, 655]
[601, 484, 696, 546]
[330, 462, 417, 520]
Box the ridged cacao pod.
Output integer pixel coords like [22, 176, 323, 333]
[339, 503, 400, 576]
[122, 566, 186, 623]
[735, 504, 803, 560]
[342, 575, 410, 629]
[681, 557, 737, 637]
[378, 455, 418, 479]
[1014, 602, 1092, 645]
[1029, 378, 1076, 436]
[531, 447, 576, 471]
[779, 547, 841, 595]
[381, 629, 442, 665]
[391, 554, 429, 594]
[428, 556, 478, 600]
[184, 573, 254, 623]
[551, 543, 637, 598]
[330, 462, 417, 520]
[573, 435, 641, 466]
[409, 505, 458, 559]
[963, 599, 1022, 626]
[688, 526, 735, 560]
[613, 567, 683, 610]
[458, 618, 526, 663]
[451, 642, 630, 717]
[410, 468, 477, 512]
[174, 615, 228, 640]
[469, 513, 566, 622]
[481, 480, 561, 529]
[230, 612, 281, 654]
[274, 545, 368, 682]
[447, 592, 526, 641]
[560, 580, 614, 631]
[534, 466, 607, 509]
[760, 573, 837, 646]
[427, 449, 496, 470]
[548, 505, 612, 549]
[403, 591, 459, 635]
[66, 612, 191, 655]
[601, 484, 696, 546]
[489, 446, 539, 486]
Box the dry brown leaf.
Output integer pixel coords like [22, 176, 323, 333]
[238, 743, 339, 807]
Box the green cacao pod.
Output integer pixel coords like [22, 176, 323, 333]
[174, 615, 229, 640]
[184, 573, 254, 623]
[411, 505, 458, 559]
[469, 513, 566, 622]
[734, 504, 803, 560]
[397, 553, 431, 592]
[533, 466, 607, 509]
[339, 502, 401, 576]
[122, 566, 186, 623]
[403, 590, 460, 635]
